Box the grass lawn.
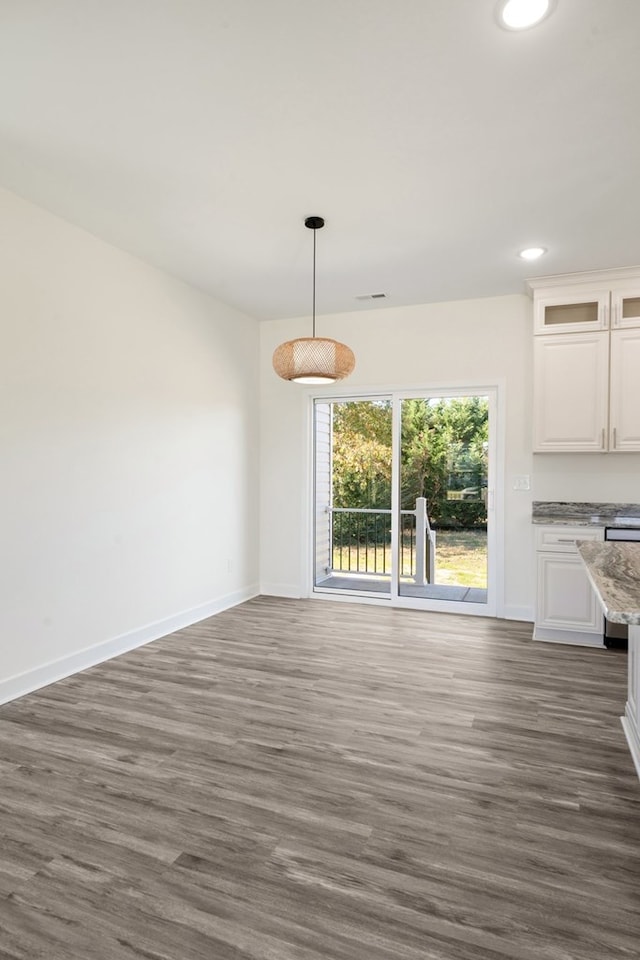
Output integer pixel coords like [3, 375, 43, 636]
[434, 529, 487, 588]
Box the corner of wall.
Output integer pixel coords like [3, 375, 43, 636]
[0, 585, 259, 707]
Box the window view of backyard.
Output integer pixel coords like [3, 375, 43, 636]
[316, 395, 489, 601]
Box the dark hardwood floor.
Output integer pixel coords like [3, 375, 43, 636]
[0, 597, 638, 959]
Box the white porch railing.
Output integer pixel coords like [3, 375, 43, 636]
[328, 497, 436, 583]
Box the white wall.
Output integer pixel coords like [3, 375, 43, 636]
[260, 295, 535, 619]
[532, 454, 640, 504]
[261, 294, 640, 622]
[0, 187, 260, 701]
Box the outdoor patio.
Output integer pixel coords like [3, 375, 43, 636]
[315, 573, 487, 603]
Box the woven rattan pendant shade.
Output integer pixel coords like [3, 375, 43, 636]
[273, 216, 355, 384]
[273, 336, 355, 384]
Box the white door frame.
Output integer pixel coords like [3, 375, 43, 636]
[307, 380, 506, 619]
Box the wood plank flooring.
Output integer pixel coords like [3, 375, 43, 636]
[0, 596, 638, 959]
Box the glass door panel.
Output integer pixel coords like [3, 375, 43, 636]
[313, 390, 495, 611]
[622, 296, 640, 320]
[314, 397, 392, 596]
[397, 395, 489, 604]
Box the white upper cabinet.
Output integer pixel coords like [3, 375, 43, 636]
[533, 333, 609, 452]
[609, 328, 640, 452]
[534, 290, 609, 334]
[529, 267, 640, 453]
[611, 288, 640, 329]
[529, 267, 640, 335]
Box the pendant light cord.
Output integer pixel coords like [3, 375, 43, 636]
[312, 226, 317, 338]
[304, 215, 324, 338]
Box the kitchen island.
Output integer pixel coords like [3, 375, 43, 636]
[531, 501, 640, 647]
[578, 540, 640, 781]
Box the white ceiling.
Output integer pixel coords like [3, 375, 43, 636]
[1, 0, 639, 320]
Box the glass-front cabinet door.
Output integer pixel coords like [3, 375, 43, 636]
[611, 288, 640, 328]
[533, 291, 610, 334]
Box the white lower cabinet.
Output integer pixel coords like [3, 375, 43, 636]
[534, 526, 604, 646]
[622, 625, 640, 780]
[536, 553, 602, 634]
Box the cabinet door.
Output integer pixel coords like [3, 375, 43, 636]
[536, 552, 602, 634]
[611, 288, 640, 329]
[609, 329, 640, 452]
[534, 290, 610, 334]
[533, 333, 609, 452]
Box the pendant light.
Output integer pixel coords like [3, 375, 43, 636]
[272, 216, 356, 384]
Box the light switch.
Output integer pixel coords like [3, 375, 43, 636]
[513, 475, 531, 491]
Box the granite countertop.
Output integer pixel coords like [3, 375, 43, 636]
[577, 541, 640, 625]
[532, 501, 640, 527]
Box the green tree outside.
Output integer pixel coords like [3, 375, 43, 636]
[332, 396, 488, 528]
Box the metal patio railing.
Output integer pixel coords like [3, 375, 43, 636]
[329, 497, 435, 583]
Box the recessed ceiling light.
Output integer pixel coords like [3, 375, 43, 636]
[519, 247, 547, 260]
[498, 0, 554, 30]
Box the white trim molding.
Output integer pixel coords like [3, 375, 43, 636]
[621, 709, 640, 782]
[533, 626, 604, 648]
[260, 582, 304, 599]
[307, 381, 505, 620]
[499, 605, 534, 623]
[526, 265, 640, 294]
[0, 585, 259, 707]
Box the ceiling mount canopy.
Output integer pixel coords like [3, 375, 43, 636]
[272, 216, 356, 385]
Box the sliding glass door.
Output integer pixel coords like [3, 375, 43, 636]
[396, 394, 489, 604]
[314, 397, 392, 597]
[313, 387, 496, 613]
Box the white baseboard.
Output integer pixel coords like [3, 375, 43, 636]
[533, 625, 604, 648]
[0, 584, 259, 707]
[260, 582, 303, 599]
[502, 605, 534, 623]
[314, 590, 388, 606]
[621, 709, 640, 783]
